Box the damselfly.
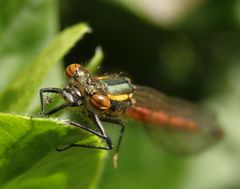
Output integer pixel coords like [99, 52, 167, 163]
[40, 64, 223, 167]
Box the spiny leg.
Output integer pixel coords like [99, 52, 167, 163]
[100, 117, 126, 168]
[84, 112, 113, 150]
[56, 119, 113, 151]
[43, 102, 73, 116]
[39, 88, 63, 115]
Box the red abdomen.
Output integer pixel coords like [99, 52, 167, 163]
[125, 106, 198, 131]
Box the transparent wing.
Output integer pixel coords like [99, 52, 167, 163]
[125, 86, 223, 154]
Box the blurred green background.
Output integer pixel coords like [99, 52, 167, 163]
[1, 0, 240, 188]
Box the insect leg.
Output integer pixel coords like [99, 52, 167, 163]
[43, 102, 73, 116]
[56, 117, 113, 151]
[39, 88, 63, 114]
[88, 112, 113, 150]
[100, 117, 126, 168]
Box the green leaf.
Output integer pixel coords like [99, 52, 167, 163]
[0, 0, 58, 91]
[86, 47, 104, 73]
[0, 23, 91, 113]
[0, 113, 106, 189]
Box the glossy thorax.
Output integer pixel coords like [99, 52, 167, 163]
[63, 64, 135, 117]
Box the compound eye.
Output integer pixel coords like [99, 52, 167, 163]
[90, 94, 111, 110]
[65, 64, 81, 78]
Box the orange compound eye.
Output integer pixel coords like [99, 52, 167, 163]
[65, 64, 81, 78]
[90, 94, 111, 110]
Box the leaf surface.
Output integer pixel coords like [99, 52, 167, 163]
[0, 113, 106, 189]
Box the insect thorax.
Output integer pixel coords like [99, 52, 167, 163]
[63, 68, 135, 117]
[99, 76, 135, 116]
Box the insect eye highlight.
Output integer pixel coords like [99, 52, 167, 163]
[90, 94, 111, 110]
[65, 63, 81, 78]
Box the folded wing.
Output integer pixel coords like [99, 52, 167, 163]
[125, 86, 223, 154]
